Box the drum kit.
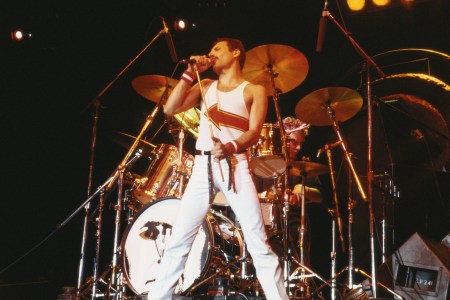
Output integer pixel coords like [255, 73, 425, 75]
[76, 42, 382, 300]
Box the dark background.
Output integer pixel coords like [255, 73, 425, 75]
[1, 0, 450, 299]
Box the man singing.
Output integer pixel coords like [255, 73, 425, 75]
[147, 38, 289, 300]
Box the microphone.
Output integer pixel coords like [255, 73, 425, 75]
[179, 56, 214, 66]
[316, 140, 342, 157]
[162, 17, 178, 63]
[315, 0, 328, 53]
[179, 58, 198, 64]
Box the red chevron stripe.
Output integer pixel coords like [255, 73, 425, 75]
[206, 104, 249, 132]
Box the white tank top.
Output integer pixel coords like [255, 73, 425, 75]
[196, 80, 250, 151]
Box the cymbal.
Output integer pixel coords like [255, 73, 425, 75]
[173, 108, 200, 139]
[112, 131, 156, 156]
[289, 160, 328, 178]
[132, 75, 179, 103]
[295, 87, 363, 126]
[242, 44, 309, 95]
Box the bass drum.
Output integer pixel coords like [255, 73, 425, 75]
[121, 197, 243, 296]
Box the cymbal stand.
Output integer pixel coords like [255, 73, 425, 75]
[294, 171, 316, 297]
[323, 7, 385, 296]
[102, 91, 168, 297]
[289, 255, 334, 295]
[263, 64, 292, 293]
[324, 144, 346, 300]
[91, 152, 142, 299]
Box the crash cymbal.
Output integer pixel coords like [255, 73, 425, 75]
[132, 75, 179, 103]
[295, 87, 363, 126]
[112, 131, 156, 156]
[173, 108, 200, 139]
[289, 161, 329, 178]
[242, 44, 309, 95]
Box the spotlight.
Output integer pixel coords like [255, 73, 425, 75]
[345, 0, 431, 13]
[373, 0, 391, 6]
[10, 29, 32, 42]
[174, 19, 187, 31]
[11, 29, 24, 41]
[346, 0, 366, 11]
[173, 18, 197, 31]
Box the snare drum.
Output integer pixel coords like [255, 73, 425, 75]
[249, 123, 286, 179]
[131, 144, 194, 205]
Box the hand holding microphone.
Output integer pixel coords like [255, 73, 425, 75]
[180, 55, 216, 72]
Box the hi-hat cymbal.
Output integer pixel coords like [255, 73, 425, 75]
[112, 131, 156, 156]
[173, 108, 200, 139]
[242, 44, 309, 95]
[132, 75, 179, 103]
[295, 87, 363, 126]
[289, 161, 329, 178]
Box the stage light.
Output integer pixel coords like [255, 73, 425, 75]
[373, 0, 391, 6]
[174, 19, 187, 31]
[10, 29, 32, 42]
[11, 29, 25, 41]
[346, 0, 366, 11]
[173, 18, 197, 32]
[345, 0, 432, 13]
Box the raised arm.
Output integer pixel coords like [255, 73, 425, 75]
[164, 56, 213, 116]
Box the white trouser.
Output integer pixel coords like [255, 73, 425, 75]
[148, 153, 289, 300]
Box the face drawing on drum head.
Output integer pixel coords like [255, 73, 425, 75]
[122, 198, 210, 295]
[121, 197, 244, 296]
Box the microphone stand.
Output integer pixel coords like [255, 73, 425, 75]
[75, 22, 167, 295]
[323, 9, 385, 297]
[77, 98, 100, 295]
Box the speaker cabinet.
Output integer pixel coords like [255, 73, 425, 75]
[378, 232, 450, 299]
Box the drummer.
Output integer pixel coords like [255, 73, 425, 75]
[283, 116, 323, 205]
[257, 117, 323, 205]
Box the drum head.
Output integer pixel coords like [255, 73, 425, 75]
[121, 197, 212, 295]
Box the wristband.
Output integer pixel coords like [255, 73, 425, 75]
[180, 71, 195, 85]
[225, 140, 239, 154]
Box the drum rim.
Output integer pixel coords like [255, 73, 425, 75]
[120, 197, 215, 296]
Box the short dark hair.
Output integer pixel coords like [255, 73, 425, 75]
[212, 38, 246, 69]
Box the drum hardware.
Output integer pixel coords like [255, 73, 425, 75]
[242, 44, 310, 295]
[249, 123, 287, 179]
[286, 160, 330, 298]
[242, 44, 309, 96]
[289, 256, 334, 298]
[242, 44, 309, 181]
[314, 4, 387, 297]
[296, 89, 366, 298]
[132, 75, 179, 103]
[87, 72, 174, 297]
[71, 23, 184, 298]
[130, 143, 194, 204]
[172, 108, 201, 140]
[322, 142, 347, 300]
